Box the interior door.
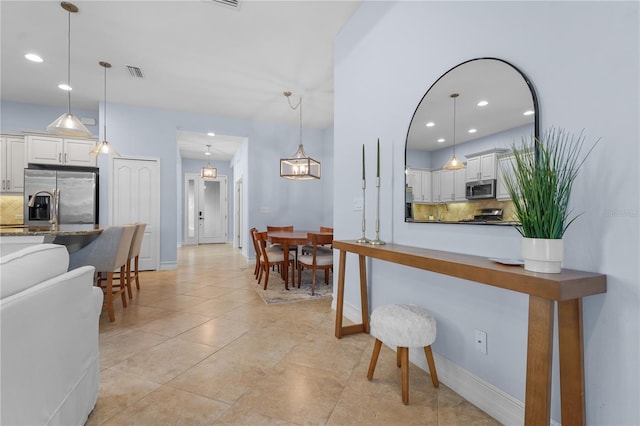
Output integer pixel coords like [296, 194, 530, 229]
[110, 157, 160, 270]
[183, 173, 198, 246]
[198, 176, 227, 244]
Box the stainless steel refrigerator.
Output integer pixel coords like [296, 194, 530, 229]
[24, 167, 98, 226]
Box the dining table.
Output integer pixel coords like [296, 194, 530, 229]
[267, 230, 333, 289]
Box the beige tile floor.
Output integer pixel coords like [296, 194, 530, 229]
[87, 243, 500, 425]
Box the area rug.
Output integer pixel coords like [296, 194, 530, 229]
[254, 269, 333, 304]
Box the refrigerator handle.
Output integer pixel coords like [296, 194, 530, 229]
[59, 153, 62, 164]
[65, 153, 68, 163]
[2, 180, 5, 190]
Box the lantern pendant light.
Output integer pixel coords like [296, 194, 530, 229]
[200, 145, 217, 179]
[279, 91, 321, 180]
[90, 61, 120, 157]
[46, 2, 92, 138]
[443, 93, 465, 170]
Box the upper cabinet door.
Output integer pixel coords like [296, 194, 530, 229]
[63, 139, 97, 167]
[26, 134, 96, 167]
[26, 135, 63, 166]
[1, 135, 26, 193]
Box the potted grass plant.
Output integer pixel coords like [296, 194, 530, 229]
[502, 127, 598, 273]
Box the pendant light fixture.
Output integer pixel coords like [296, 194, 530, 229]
[279, 91, 320, 180]
[90, 61, 120, 157]
[46, 2, 92, 138]
[443, 93, 465, 170]
[200, 145, 217, 179]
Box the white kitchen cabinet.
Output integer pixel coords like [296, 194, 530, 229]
[1, 134, 26, 193]
[465, 150, 506, 182]
[497, 154, 514, 200]
[25, 133, 97, 167]
[407, 168, 432, 202]
[432, 168, 465, 202]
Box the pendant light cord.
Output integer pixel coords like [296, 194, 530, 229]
[451, 93, 459, 157]
[66, 9, 71, 114]
[103, 64, 107, 141]
[285, 92, 303, 146]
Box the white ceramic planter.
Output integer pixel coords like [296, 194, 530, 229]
[521, 237, 564, 273]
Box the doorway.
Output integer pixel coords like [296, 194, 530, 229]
[110, 157, 160, 270]
[184, 173, 228, 245]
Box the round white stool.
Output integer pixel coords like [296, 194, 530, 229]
[366, 304, 439, 404]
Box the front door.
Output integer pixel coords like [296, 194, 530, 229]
[198, 176, 227, 244]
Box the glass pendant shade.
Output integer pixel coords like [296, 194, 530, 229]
[280, 144, 321, 180]
[443, 156, 465, 170]
[280, 91, 321, 180]
[90, 140, 120, 157]
[47, 2, 92, 138]
[201, 163, 217, 179]
[46, 113, 92, 137]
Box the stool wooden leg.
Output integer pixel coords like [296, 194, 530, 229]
[397, 347, 401, 368]
[105, 273, 115, 322]
[119, 267, 128, 308]
[367, 339, 383, 379]
[400, 346, 409, 404]
[424, 346, 439, 388]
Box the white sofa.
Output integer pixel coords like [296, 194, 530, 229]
[0, 244, 102, 425]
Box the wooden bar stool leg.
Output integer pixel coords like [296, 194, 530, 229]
[400, 347, 409, 404]
[105, 273, 115, 322]
[397, 347, 401, 368]
[118, 267, 128, 308]
[367, 339, 383, 379]
[424, 346, 440, 387]
[126, 259, 133, 299]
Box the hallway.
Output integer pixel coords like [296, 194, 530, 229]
[88, 243, 498, 425]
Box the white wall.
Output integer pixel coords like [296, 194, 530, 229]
[334, 1, 638, 424]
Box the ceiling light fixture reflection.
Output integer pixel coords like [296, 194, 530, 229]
[443, 93, 465, 170]
[25, 53, 43, 63]
[46, 2, 92, 138]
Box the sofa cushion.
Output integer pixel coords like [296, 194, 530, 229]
[0, 244, 70, 299]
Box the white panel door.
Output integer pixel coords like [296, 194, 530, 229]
[198, 176, 227, 244]
[111, 157, 160, 270]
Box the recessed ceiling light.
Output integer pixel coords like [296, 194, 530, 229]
[426, 122, 435, 127]
[437, 138, 445, 143]
[523, 110, 535, 116]
[207, 132, 216, 137]
[468, 128, 477, 134]
[25, 53, 43, 63]
[477, 100, 488, 107]
[58, 84, 72, 91]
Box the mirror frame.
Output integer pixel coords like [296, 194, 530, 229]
[404, 57, 539, 221]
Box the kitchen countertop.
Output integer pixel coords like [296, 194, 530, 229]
[406, 219, 519, 226]
[0, 224, 103, 236]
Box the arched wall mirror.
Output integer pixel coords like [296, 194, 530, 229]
[404, 57, 539, 223]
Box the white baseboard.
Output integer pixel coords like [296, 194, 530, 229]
[333, 299, 527, 425]
[159, 261, 177, 271]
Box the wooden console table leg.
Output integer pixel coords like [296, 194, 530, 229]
[558, 298, 586, 426]
[358, 254, 370, 333]
[335, 249, 347, 338]
[524, 295, 554, 426]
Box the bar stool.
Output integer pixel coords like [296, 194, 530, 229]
[68, 225, 135, 322]
[126, 222, 146, 297]
[367, 304, 439, 404]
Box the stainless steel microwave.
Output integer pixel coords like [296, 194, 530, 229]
[465, 179, 496, 200]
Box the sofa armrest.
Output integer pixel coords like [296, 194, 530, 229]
[0, 265, 102, 425]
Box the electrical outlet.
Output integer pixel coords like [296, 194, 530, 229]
[353, 197, 363, 211]
[475, 329, 487, 355]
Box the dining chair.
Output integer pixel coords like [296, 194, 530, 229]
[249, 227, 261, 279]
[256, 231, 294, 290]
[68, 225, 136, 322]
[297, 231, 333, 295]
[126, 222, 146, 297]
[302, 226, 334, 255]
[266, 225, 298, 263]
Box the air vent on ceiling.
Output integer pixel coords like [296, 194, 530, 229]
[212, 0, 239, 9]
[126, 65, 144, 79]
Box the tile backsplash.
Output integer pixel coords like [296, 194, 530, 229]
[411, 199, 516, 222]
[0, 195, 24, 225]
